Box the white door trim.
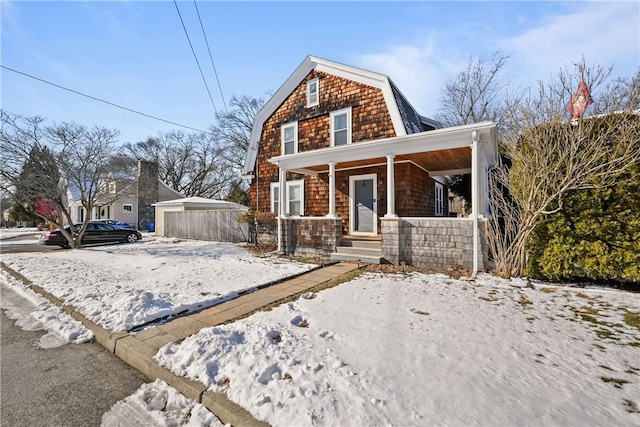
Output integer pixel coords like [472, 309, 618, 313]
[349, 173, 377, 236]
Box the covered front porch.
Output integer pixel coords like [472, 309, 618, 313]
[269, 122, 498, 274]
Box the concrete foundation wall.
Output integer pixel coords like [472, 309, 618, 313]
[281, 217, 342, 257]
[381, 218, 485, 271]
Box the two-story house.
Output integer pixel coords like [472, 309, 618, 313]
[243, 56, 498, 274]
[67, 160, 183, 230]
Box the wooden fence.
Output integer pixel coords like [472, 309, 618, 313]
[164, 210, 249, 243]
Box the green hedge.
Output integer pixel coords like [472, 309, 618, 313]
[527, 163, 640, 283]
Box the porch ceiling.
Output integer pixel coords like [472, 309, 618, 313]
[268, 121, 496, 176]
[302, 147, 471, 174]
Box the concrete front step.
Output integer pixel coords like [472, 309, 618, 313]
[330, 252, 383, 264]
[331, 237, 383, 264]
[337, 240, 382, 250]
[334, 246, 382, 256]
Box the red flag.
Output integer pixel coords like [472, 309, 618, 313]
[568, 79, 593, 119]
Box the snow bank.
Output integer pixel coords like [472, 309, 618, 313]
[101, 379, 226, 426]
[1, 270, 93, 348]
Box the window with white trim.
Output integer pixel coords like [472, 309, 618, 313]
[435, 182, 444, 216]
[330, 107, 352, 146]
[123, 204, 133, 212]
[281, 122, 298, 155]
[108, 181, 116, 194]
[270, 183, 280, 215]
[306, 78, 319, 107]
[270, 180, 304, 216]
[288, 183, 302, 216]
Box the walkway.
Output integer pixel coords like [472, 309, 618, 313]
[1, 261, 360, 427]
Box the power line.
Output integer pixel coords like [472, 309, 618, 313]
[1, 65, 210, 134]
[173, 0, 218, 116]
[193, 0, 228, 114]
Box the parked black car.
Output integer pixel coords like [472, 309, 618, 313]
[90, 219, 137, 230]
[42, 223, 142, 248]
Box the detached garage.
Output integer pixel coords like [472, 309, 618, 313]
[153, 197, 249, 242]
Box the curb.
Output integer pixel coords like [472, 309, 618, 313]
[1, 261, 360, 426]
[1, 261, 269, 427]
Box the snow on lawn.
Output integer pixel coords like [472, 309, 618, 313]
[101, 379, 226, 427]
[0, 227, 42, 245]
[1, 238, 314, 332]
[0, 227, 40, 239]
[156, 272, 640, 426]
[0, 270, 93, 348]
[0, 235, 42, 245]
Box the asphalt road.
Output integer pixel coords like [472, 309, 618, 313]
[0, 286, 149, 427]
[0, 233, 65, 254]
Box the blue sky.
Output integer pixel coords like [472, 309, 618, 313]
[2, 1, 638, 145]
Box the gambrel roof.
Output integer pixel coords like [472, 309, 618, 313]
[243, 55, 441, 175]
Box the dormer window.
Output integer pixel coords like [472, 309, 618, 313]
[108, 181, 116, 194]
[306, 78, 319, 108]
[281, 122, 298, 155]
[330, 107, 352, 146]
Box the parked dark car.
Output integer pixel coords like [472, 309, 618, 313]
[43, 223, 142, 248]
[90, 219, 137, 230]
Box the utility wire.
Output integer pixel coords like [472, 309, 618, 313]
[0, 65, 210, 134]
[173, 0, 218, 116]
[193, 0, 228, 114]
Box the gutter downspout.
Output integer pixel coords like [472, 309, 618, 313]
[471, 130, 480, 279]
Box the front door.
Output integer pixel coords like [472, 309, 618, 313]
[349, 174, 377, 235]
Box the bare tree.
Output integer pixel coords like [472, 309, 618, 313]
[50, 122, 133, 247]
[1, 111, 74, 230]
[1, 110, 131, 248]
[125, 130, 233, 199]
[592, 69, 640, 114]
[486, 62, 640, 277]
[124, 94, 266, 203]
[435, 52, 511, 206]
[436, 51, 510, 127]
[215, 94, 267, 170]
[1, 112, 47, 196]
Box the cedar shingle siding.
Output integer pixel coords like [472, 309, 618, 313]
[251, 70, 444, 227]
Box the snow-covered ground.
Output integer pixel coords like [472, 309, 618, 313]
[1, 270, 93, 348]
[0, 226, 40, 239]
[1, 237, 314, 332]
[2, 234, 639, 426]
[101, 379, 226, 427]
[0, 275, 224, 426]
[0, 227, 42, 245]
[156, 273, 640, 426]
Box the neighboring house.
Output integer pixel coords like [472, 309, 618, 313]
[67, 161, 183, 230]
[153, 197, 248, 237]
[243, 56, 498, 274]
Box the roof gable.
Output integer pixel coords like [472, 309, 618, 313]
[243, 56, 435, 175]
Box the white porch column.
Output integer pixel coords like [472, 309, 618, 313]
[471, 131, 480, 278]
[327, 161, 337, 218]
[277, 164, 287, 252]
[384, 154, 397, 218]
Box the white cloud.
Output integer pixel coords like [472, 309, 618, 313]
[500, 2, 639, 81]
[0, 0, 17, 22]
[351, 37, 465, 116]
[351, 2, 638, 118]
